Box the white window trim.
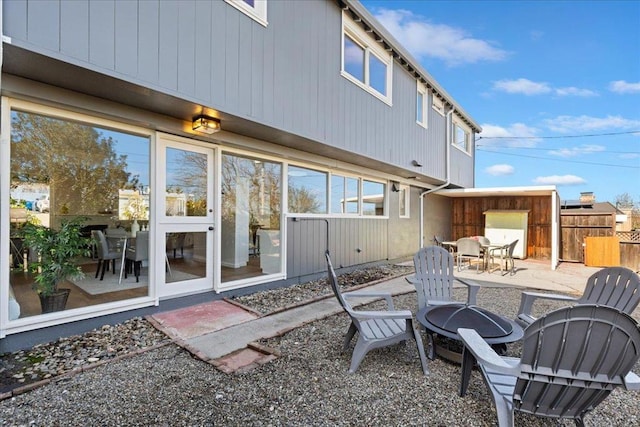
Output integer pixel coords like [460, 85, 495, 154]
[432, 95, 445, 117]
[225, 0, 268, 27]
[399, 184, 410, 218]
[416, 81, 428, 128]
[341, 12, 393, 106]
[452, 118, 473, 156]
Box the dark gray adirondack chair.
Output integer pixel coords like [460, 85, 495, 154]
[407, 246, 480, 310]
[516, 266, 640, 327]
[325, 252, 428, 375]
[459, 304, 640, 427]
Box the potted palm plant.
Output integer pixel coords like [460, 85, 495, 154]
[21, 216, 91, 313]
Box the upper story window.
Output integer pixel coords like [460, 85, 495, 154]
[225, 0, 267, 26]
[416, 82, 428, 128]
[432, 96, 445, 116]
[453, 118, 472, 154]
[342, 12, 393, 105]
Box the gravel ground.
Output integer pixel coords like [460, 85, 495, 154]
[1, 265, 639, 426]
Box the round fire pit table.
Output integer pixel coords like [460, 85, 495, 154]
[417, 303, 524, 396]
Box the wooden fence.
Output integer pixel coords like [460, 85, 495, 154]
[618, 231, 640, 271]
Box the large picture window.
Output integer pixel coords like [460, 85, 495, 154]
[287, 166, 328, 214]
[8, 107, 151, 320]
[342, 12, 393, 104]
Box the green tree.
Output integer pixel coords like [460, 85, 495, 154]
[11, 112, 131, 216]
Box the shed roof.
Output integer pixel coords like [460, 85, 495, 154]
[436, 185, 558, 198]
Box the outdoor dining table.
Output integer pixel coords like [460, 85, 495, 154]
[442, 240, 505, 271]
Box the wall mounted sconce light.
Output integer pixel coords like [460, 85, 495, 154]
[192, 115, 221, 134]
[391, 181, 401, 192]
[411, 160, 422, 167]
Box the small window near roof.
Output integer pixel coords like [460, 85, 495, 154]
[432, 96, 445, 116]
[342, 12, 393, 105]
[225, 0, 267, 26]
[416, 82, 428, 127]
[453, 119, 472, 153]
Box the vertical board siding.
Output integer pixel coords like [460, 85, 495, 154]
[88, 1, 115, 70]
[158, 1, 179, 91]
[27, 0, 59, 51]
[4, 0, 475, 185]
[115, 1, 139, 77]
[286, 217, 388, 277]
[60, 1, 89, 61]
[138, 0, 160, 84]
[177, 1, 196, 97]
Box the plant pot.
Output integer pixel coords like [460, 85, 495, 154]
[39, 288, 71, 313]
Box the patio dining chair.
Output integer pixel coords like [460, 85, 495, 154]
[325, 251, 428, 375]
[489, 239, 518, 276]
[456, 238, 483, 273]
[516, 266, 640, 327]
[459, 304, 640, 427]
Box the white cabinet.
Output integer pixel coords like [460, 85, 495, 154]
[484, 210, 528, 259]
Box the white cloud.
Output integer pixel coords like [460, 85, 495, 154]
[609, 80, 640, 94]
[493, 78, 551, 95]
[493, 79, 597, 97]
[373, 8, 508, 66]
[485, 164, 514, 176]
[479, 123, 540, 147]
[620, 153, 640, 160]
[548, 145, 606, 157]
[533, 175, 587, 185]
[544, 115, 640, 133]
[554, 87, 598, 97]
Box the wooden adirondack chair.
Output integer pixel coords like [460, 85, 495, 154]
[516, 266, 640, 327]
[459, 304, 640, 427]
[325, 251, 428, 375]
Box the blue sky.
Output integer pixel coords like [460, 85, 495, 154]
[361, 0, 640, 205]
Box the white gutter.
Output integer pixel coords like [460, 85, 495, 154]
[419, 107, 454, 248]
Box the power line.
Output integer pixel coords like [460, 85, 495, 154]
[476, 145, 640, 154]
[477, 148, 640, 168]
[477, 130, 640, 140]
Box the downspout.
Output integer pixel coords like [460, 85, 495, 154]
[419, 106, 454, 248]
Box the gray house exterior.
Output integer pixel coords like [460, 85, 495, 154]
[0, 0, 480, 349]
